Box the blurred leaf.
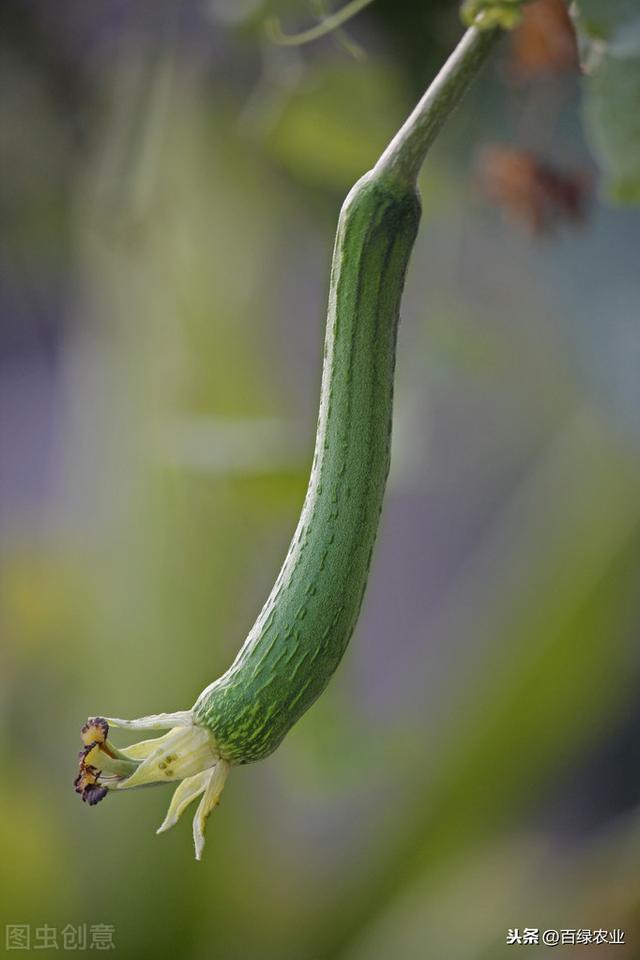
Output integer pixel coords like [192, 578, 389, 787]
[266, 60, 403, 189]
[575, 0, 640, 201]
[575, 0, 640, 44]
[584, 51, 640, 202]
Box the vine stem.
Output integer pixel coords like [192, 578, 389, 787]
[267, 0, 375, 46]
[374, 25, 501, 188]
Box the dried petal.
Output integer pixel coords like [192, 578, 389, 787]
[80, 717, 109, 747]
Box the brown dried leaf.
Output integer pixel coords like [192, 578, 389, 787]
[477, 144, 592, 234]
[510, 0, 579, 78]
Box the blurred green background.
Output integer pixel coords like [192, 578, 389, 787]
[2, 1, 640, 957]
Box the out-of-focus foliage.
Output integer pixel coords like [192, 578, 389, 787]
[1, 2, 640, 959]
[575, 0, 640, 200]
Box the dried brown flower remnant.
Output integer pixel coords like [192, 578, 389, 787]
[75, 717, 113, 805]
[74, 764, 108, 806]
[74, 716, 138, 806]
[477, 145, 590, 234]
[510, 0, 578, 78]
[80, 717, 109, 748]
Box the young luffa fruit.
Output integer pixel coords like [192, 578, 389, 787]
[74, 22, 501, 859]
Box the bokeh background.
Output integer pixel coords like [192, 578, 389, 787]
[2, 1, 640, 957]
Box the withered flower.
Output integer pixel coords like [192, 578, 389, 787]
[74, 713, 230, 860]
[477, 144, 591, 234]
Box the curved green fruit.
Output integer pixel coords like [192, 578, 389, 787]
[194, 173, 421, 762]
[74, 25, 500, 859]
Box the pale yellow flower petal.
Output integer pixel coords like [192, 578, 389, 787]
[193, 760, 230, 861]
[118, 730, 176, 760]
[156, 770, 210, 835]
[115, 724, 218, 790]
[106, 711, 193, 731]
